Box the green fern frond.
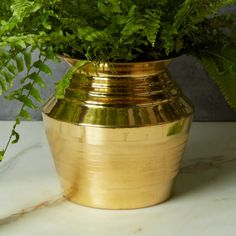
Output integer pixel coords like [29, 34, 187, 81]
[0, 0, 12, 19]
[119, 5, 142, 43]
[142, 9, 161, 47]
[56, 60, 88, 99]
[174, 0, 236, 37]
[196, 44, 236, 110]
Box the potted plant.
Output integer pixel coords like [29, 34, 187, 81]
[0, 0, 235, 209]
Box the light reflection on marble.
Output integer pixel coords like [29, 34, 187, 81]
[0, 122, 236, 236]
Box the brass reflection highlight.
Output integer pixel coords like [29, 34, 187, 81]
[43, 59, 194, 209]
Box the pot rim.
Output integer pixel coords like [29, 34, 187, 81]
[59, 54, 176, 66]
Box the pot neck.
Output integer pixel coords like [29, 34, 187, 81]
[43, 58, 194, 126]
[63, 57, 174, 77]
[63, 59, 179, 107]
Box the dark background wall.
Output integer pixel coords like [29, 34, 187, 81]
[0, 55, 236, 121]
[170, 56, 236, 121]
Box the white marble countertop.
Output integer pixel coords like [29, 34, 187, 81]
[0, 122, 236, 236]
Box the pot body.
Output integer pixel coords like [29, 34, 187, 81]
[42, 59, 194, 209]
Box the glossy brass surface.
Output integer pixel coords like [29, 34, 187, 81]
[43, 59, 194, 209]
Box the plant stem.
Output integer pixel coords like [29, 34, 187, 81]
[0, 50, 19, 72]
[2, 123, 17, 156]
[0, 56, 46, 161]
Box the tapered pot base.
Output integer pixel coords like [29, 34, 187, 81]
[43, 115, 192, 209]
[63, 179, 173, 210]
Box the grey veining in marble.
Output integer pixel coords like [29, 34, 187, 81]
[0, 196, 64, 226]
[1, 154, 235, 227]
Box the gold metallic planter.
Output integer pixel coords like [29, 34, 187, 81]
[42, 58, 194, 209]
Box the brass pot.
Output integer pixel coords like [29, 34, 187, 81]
[42, 58, 194, 209]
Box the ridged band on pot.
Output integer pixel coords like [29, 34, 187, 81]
[42, 58, 194, 209]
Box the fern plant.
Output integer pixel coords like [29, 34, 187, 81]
[0, 0, 236, 161]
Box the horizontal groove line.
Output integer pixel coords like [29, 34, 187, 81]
[54, 156, 185, 167]
[68, 82, 175, 89]
[61, 179, 174, 191]
[59, 172, 179, 185]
